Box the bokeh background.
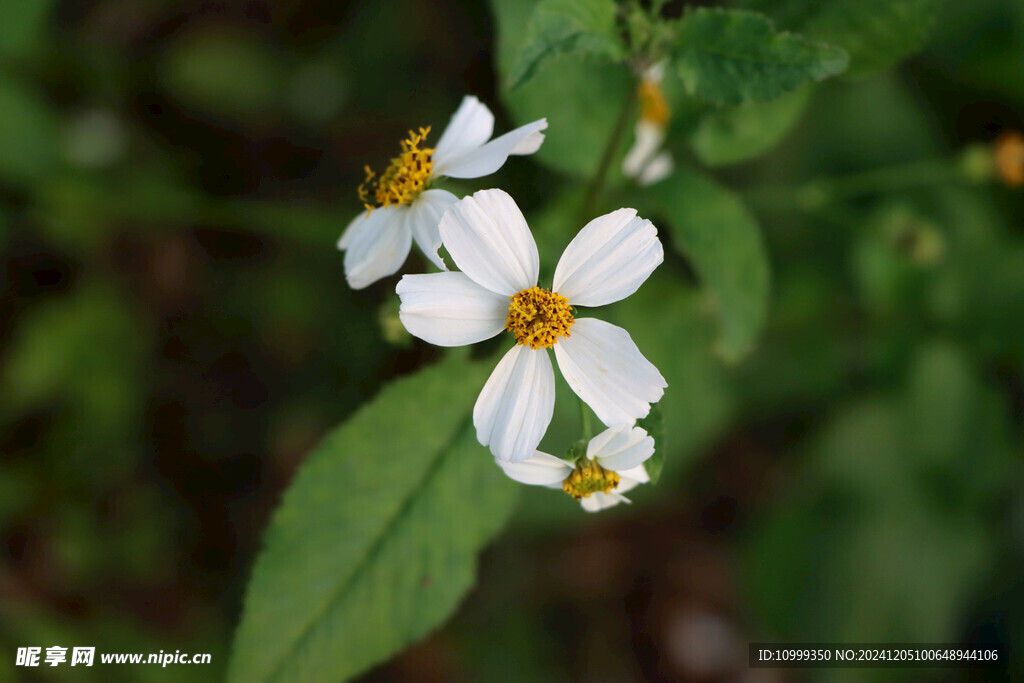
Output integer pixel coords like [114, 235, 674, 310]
[1, 0, 1023, 681]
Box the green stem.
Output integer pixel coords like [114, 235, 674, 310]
[579, 399, 594, 441]
[579, 79, 640, 225]
[746, 157, 966, 214]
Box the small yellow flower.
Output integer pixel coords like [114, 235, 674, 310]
[496, 425, 655, 512]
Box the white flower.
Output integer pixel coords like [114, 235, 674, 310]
[622, 62, 674, 186]
[396, 188, 667, 462]
[338, 96, 548, 289]
[497, 425, 654, 512]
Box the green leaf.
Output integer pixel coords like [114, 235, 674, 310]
[0, 0, 56, 59]
[0, 283, 150, 482]
[904, 342, 977, 466]
[744, 345, 1011, 644]
[688, 85, 812, 166]
[672, 8, 848, 105]
[158, 27, 288, 119]
[0, 74, 59, 186]
[508, 0, 626, 89]
[736, 0, 939, 77]
[491, 0, 634, 178]
[229, 355, 518, 683]
[644, 166, 771, 361]
[1, 284, 147, 425]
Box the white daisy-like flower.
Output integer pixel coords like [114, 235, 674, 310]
[497, 425, 654, 512]
[396, 188, 667, 463]
[622, 62, 674, 186]
[338, 96, 548, 289]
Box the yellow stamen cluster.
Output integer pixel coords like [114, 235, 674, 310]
[994, 130, 1024, 187]
[562, 461, 621, 500]
[359, 127, 435, 212]
[505, 286, 574, 350]
[638, 79, 670, 127]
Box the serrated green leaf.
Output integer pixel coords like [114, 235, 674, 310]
[688, 85, 812, 166]
[508, 0, 626, 89]
[229, 355, 518, 683]
[672, 8, 848, 105]
[491, 0, 634, 178]
[737, 0, 939, 77]
[644, 166, 770, 361]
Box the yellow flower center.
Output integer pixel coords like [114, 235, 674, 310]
[505, 286, 574, 350]
[995, 130, 1024, 187]
[359, 127, 435, 212]
[562, 461, 621, 500]
[638, 79, 669, 127]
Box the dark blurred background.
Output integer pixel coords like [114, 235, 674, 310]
[1, 1, 1023, 681]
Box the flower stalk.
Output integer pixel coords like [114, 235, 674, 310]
[580, 80, 640, 225]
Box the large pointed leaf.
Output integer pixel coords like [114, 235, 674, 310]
[643, 166, 770, 361]
[508, 0, 626, 89]
[737, 0, 940, 77]
[688, 86, 812, 166]
[229, 355, 518, 683]
[672, 8, 848, 105]
[491, 0, 633, 178]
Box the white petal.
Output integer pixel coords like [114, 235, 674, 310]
[554, 318, 666, 427]
[621, 121, 665, 179]
[407, 189, 459, 270]
[337, 211, 362, 251]
[638, 152, 674, 187]
[587, 425, 655, 472]
[495, 451, 572, 486]
[511, 129, 545, 155]
[617, 466, 649, 487]
[474, 345, 555, 462]
[553, 208, 663, 307]
[433, 96, 495, 169]
[440, 189, 538, 296]
[342, 207, 412, 289]
[396, 272, 509, 346]
[338, 205, 386, 250]
[580, 491, 629, 512]
[434, 118, 547, 179]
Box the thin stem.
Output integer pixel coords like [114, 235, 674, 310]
[579, 80, 640, 224]
[579, 399, 594, 441]
[747, 158, 967, 214]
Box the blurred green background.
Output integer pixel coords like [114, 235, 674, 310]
[1, 0, 1022, 681]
